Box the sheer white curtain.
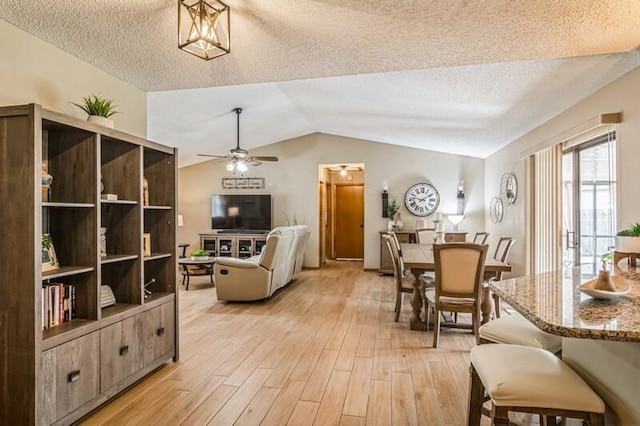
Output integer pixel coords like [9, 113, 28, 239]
[529, 144, 562, 273]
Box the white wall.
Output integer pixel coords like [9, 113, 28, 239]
[178, 132, 485, 269]
[485, 66, 640, 277]
[0, 19, 147, 137]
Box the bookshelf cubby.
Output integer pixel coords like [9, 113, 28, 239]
[0, 104, 178, 425]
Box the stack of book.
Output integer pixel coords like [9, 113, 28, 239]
[42, 283, 76, 330]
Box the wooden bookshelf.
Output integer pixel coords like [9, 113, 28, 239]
[0, 104, 178, 425]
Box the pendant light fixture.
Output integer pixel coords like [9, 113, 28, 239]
[178, 0, 230, 60]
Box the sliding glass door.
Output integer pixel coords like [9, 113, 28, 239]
[562, 135, 617, 273]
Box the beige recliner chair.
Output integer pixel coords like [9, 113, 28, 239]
[284, 225, 310, 283]
[214, 227, 294, 301]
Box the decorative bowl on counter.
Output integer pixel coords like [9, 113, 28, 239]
[578, 275, 630, 300]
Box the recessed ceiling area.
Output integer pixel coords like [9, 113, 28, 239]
[1, 1, 640, 166]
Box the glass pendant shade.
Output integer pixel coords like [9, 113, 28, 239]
[225, 158, 248, 174]
[178, 0, 230, 60]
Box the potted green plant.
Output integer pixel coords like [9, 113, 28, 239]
[72, 94, 119, 128]
[615, 223, 640, 253]
[190, 249, 210, 261]
[387, 199, 399, 231]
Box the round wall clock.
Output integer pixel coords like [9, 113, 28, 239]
[490, 196, 504, 224]
[500, 172, 518, 205]
[405, 183, 440, 217]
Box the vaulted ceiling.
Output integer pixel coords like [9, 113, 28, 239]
[2, 1, 640, 166]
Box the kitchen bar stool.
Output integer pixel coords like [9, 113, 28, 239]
[467, 344, 605, 425]
[478, 312, 562, 354]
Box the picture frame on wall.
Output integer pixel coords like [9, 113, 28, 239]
[42, 234, 59, 272]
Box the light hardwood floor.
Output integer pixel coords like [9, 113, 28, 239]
[81, 261, 536, 426]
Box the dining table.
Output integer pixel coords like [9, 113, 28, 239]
[489, 264, 640, 424]
[400, 243, 512, 331]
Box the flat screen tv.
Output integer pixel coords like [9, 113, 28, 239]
[211, 194, 272, 232]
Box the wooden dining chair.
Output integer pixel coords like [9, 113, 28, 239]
[415, 228, 436, 244]
[425, 243, 488, 347]
[382, 234, 414, 322]
[472, 232, 489, 245]
[485, 237, 515, 318]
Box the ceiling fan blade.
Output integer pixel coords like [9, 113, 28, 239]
[247, 159, 262, 166]
[249, 156, 279, 162]
[197, 153, 231, 158]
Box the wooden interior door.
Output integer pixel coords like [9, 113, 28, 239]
[334, 184, 364, 259]
[318, 181, 327, 266]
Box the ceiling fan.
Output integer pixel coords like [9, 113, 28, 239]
[198, 107, 279, 172]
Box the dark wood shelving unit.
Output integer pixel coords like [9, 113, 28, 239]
[0, 104, 178, 425]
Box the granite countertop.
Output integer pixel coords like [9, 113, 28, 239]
[489, 264, 640, 342]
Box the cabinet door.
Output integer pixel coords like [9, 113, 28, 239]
[254, 238, 267, 255]
[201, 237, 217, 256]
[142, 302, 175, 365]
[237, 238, 253, 258]
[396, 233, 412, 243]
[41, 332, 100, 424]
[218, 238, 234, 257]
[100, 315, 144, 392]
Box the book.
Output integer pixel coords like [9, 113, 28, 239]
[71, 285, 76, 319]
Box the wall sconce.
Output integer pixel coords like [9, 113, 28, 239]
[178, 0, 230, 60]
[456, 180, 465, 215]
[382, 180, 389, 218]
[448, 214, 464, 232]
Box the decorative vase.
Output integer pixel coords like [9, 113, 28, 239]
[593, 269, 616, 292]
[387, 220, 396, 232]
[42, 161, 53, 201]
[395, 213, 404, 231]
[143, 177, 149, 206]
[99, 227, 107, 258]
[87, 115, 114, 129]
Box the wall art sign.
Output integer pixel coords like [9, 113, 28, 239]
[221, 177, 265, 189]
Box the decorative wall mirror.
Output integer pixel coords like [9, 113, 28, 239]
[500, 172, 518, 205]
[490, 196, 504, 224]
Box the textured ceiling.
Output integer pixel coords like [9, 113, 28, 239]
[2, 1, 640, 165]
[148, 53, 640, 166]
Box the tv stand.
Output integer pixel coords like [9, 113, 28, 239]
[200, 232, 268, 258]
[217, 229, 269, 235]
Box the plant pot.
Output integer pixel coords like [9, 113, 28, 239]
[191, 256, 210, 261]
[615, 236, 640, 253]
[87, 115, 114, 129]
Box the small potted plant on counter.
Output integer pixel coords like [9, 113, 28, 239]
[190, 249, 210, 261]
[72, 94, 119, 128]
[615, 223, 640, 253]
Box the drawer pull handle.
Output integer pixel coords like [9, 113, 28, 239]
[68, 370, 80, 383]
[120, 345, 129, 356]
[157, 327, 165, 336]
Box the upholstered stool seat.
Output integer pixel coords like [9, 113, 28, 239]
[468, 344, 605, 425]
[479, 312, 562, 353]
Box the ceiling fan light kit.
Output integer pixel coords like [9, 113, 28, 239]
[178, 0, 230, 60]
[198, 107, 279, 174]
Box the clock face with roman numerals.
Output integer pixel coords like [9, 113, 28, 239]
[404, 183, 440, 217]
